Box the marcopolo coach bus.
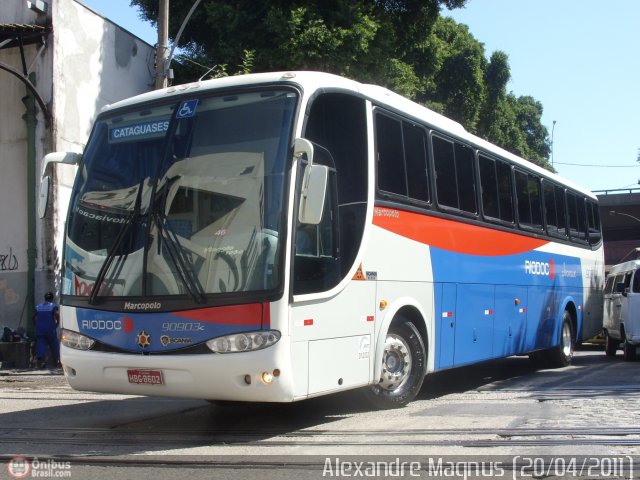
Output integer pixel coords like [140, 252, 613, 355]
[40, 71, 604, 408]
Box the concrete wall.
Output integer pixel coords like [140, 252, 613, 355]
[0, 0, 154, 331]
[0, 45, 29, 330]
[0, 1, 53, 331]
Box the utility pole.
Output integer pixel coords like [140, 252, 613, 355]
[155, 0, 169, 89]
[551, 120, 556, 167]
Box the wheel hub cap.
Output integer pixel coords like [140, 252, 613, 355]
[378, 334, 412, 391]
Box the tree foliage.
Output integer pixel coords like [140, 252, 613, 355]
[131, 0, 551, 169]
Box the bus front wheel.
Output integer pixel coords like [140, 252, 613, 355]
[363, 319, 426, 409]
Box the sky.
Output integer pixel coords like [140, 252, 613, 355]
[79, 0, 640, 194]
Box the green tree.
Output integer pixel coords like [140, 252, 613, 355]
[476, 51, 551, 170]
[412, 17, 486, 130]
[131, 0, 552, 170]
[131, 0, 463, 86]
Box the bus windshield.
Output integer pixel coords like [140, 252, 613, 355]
[64, 89, 298, 305]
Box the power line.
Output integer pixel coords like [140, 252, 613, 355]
[554, 162, 639, 168]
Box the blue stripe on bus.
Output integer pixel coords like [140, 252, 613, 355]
[431, 248, 583, 369]
[74, 308, 263, 353]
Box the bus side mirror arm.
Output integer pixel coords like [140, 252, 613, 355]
[38, 151, 81, 218]
[294, 138, 328, 225]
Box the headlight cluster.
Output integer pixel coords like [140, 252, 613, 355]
[206, 330, 281, 353]
[60, 329, 95, 350]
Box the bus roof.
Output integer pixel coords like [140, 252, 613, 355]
[102, 71, 596, 200]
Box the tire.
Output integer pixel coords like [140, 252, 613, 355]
[363, 319, 426, 409]
[528, 350, 549, 368]
[604, 331, 618, 357]
[622, 338, 637, 361]
[551, 311, 574, 367]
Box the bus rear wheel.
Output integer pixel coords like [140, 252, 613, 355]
[363, 319, 426, 409]
[530, 311, 574, 368]
[549, 311, 574, 367]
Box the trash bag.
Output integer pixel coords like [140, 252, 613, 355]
[1, 327, 13, 342]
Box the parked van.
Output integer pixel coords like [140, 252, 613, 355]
[603, 260, 640, 360]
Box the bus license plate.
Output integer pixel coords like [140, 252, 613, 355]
[127, 369, 164, 385]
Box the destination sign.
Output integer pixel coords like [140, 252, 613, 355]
[109, 119, 170, 143]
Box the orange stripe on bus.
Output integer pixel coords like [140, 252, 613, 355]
[373, 207, 548, 256]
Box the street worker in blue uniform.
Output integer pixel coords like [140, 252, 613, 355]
[34, 292, 60, 369]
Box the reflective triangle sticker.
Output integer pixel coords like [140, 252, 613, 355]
[352, 263, 366, 281]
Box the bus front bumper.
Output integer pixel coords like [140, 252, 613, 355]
[60, 343, 294, 402]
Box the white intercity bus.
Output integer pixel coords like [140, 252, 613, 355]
[40, 72, 604, 408]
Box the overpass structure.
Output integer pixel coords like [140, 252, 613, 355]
[597, 188, 640, 271]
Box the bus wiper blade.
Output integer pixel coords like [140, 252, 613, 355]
[88, 210, 137, 305]
[88, 179, 145, 305]
[154, 211, 205, 303]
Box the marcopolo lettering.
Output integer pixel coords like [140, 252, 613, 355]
[124, 301, 162, 311]
[524, 259, 556, 280]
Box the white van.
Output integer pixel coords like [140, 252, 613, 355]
[603, 259, 640, 360]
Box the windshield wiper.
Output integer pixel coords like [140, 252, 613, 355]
[88, 181, 144, 305]
[153, 210, 205, 303]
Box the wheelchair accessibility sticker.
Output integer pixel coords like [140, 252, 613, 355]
[176, 99, 199, 118]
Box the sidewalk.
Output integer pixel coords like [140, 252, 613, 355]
[0, 366, 64, 376]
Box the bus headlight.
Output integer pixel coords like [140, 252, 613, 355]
[60, 329, 95, 350]
[206, 330, 281, 353]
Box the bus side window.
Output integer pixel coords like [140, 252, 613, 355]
[433, 135, 476, 215]
[515, 169, 542, 230]
[555, 186, 568, 237]
[479, 154, 514, 224]
[433, 136, 457, 209]
[586, 200, 602, 245]
[567, 191, 587, 242]
[375, 111, 430, 204]
[376, 113, 406, 197]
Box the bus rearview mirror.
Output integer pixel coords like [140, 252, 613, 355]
[38, 151, 81, 218]
[299, 164, 328, 225]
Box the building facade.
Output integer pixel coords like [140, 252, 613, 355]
[0, 0, 154, 331]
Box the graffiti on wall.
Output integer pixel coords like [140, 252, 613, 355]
[0, 247, 21, 307]
[0, 247, 18, 271]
